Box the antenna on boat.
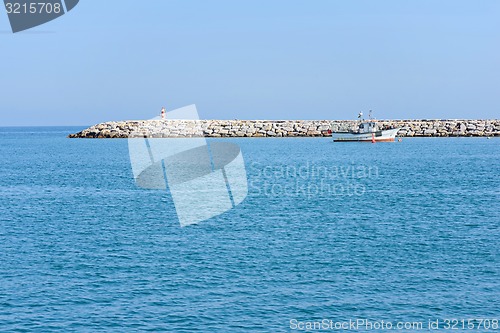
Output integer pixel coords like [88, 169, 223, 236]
[368, 110, 373, 120]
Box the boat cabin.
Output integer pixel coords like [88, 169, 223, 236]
[353, 121, 379, 134]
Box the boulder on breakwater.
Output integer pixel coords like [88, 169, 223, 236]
[68, 119, 500, 138]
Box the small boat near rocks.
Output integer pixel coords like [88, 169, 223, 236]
[332, 111, 401, 142]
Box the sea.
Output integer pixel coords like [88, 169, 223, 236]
[0, 127, 499, 332]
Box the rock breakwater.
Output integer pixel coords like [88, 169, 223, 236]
[69, 119, 500, 138]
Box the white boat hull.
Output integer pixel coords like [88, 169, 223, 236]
[332, 128, 400, 142]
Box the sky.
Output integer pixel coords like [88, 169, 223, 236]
[1, 0, 499, 126]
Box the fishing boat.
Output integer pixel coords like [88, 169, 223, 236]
[332, 111, 400, 142]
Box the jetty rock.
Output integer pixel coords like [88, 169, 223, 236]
[68, 119, 500, 138]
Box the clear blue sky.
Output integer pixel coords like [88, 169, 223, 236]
[1, 0, 499, 126]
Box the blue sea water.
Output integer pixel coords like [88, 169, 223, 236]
[0, 127, 499, 332]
